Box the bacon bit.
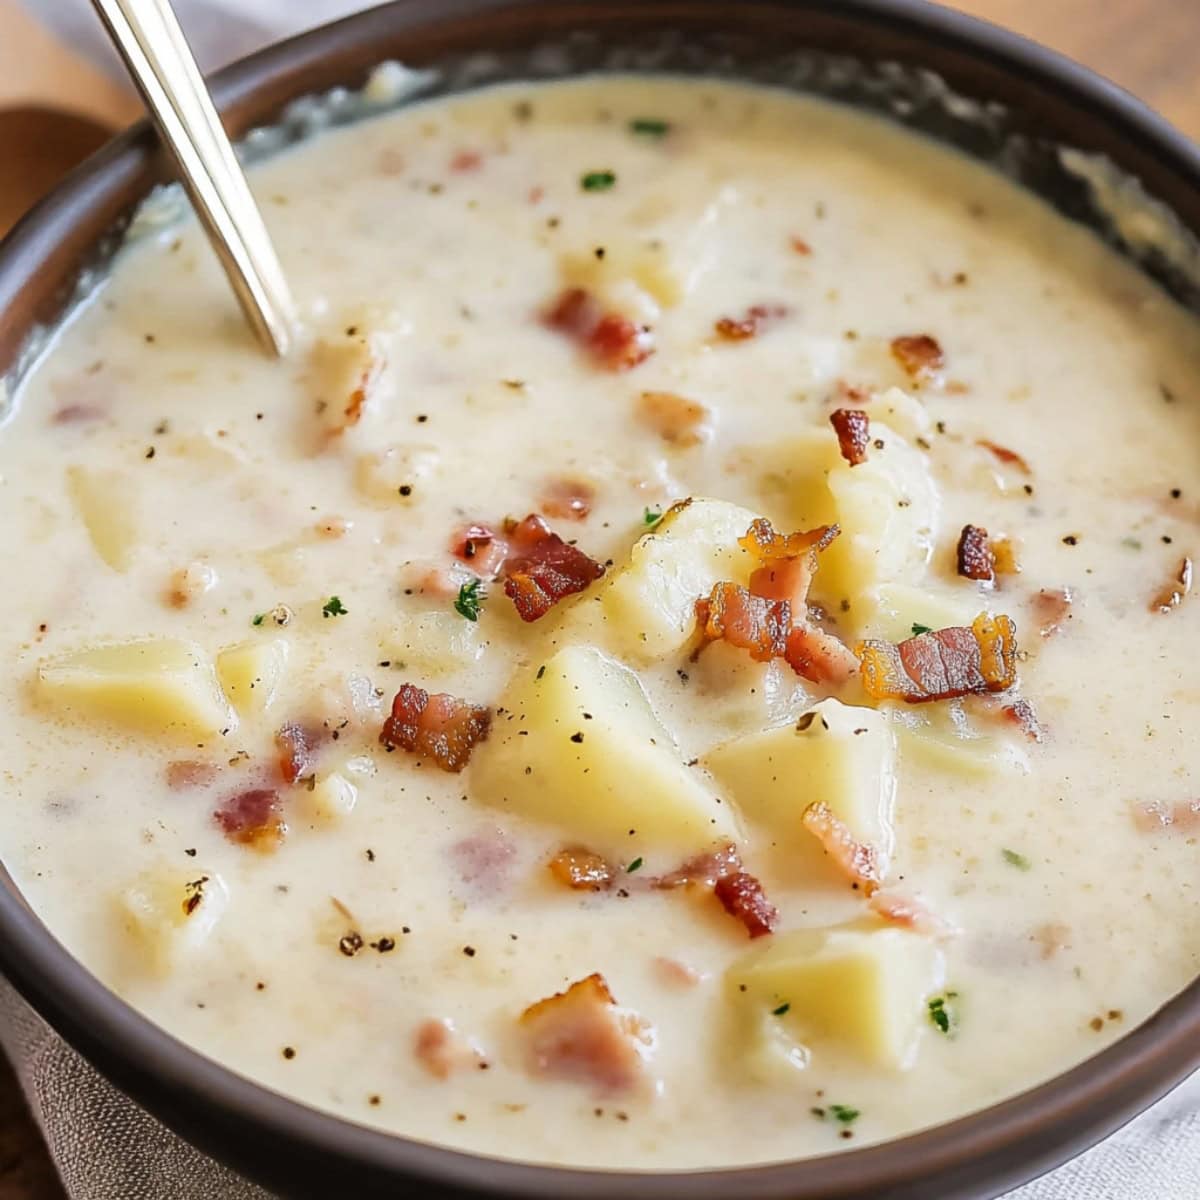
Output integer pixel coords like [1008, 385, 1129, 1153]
[449, 830, 518, 899]
[739, 517, 839, 563]
[696, 584, 789, 664]
[636, 391, 711, 447]
[992, 537, 1020, 577]
[834, 379, 871, 404]
[502, 514, 605, 621]
[539, 478, 595, 522]
[789, 235, 812, 256]
[51, 403, 105, 425]
[890, 334, 944, 381]
[519, 974, 653, 1094]
[450, 523, 509, 578]
[544, 288, 654, 371]
[713, 303, 788, 342]
[1001, 698, 1045, 743]
[802, 801, 882, 895]
[166, 760, 217, 790]
[1029, 922, 1072, 960]
[405, 562, 471, 600]
[213, 788, 285, 850]
[380, 683, 491, 773]
[869, 891, 959, 939]
[548, 846, 616, 891]
[1150, 556, 1193, 613]
[857, 613, 1017, 704]
[956, 524, 995, 582]
[713, 871, 778, 938]
[652, 957, 703, 987]
[528, 185, 545, 204]
[978, 440, 1031, 474]
[784, 622, 860, 685]
[1033, 588, 1073, 637]
[449, 149, 483, 172]
[830, 408, 870, 466]
[650, 843, 742, 889]
[1132, 799, 1200, 833]
[275, 722, 322, 785]
[414, 1017, 484, 1079]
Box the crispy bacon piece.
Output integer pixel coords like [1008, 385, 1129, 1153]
[802, 801, 882, 895]
[414, 1017, 485, 1079]
[696, 584, 790, 664]
[857, 613, 1017, 704]
[830, 408, 870, 466]
[992, 537, 1020, 577]
[1033, 588, 1073, 636]
[713, 871, 778, 938]
[544, 287, 654, 371]
[1150, 556, 1192, 613]
[956, 524, 995, 582]
[1132, 799, 1200, 833]
[1001, 698, 1045, 743]
[739, 518, 839, 562]
[449, 830, 518, 899]
[790, 235, 812, 256]
[890, 334, 944, 381]
[713, 303, 788, 341]
[650, 843, 742, 890]
[869, 891, 960, 939]
[548, 847, 616, 891]
[275, 722, 322, 785]
[539, 478, 595, 522]
[784, 622, 859, 685]
[978, 440, 1031, 474]
[636, 391, 711, 447]
[519, 973, 653, 1094]
[502, 514, 605, 621]
[380, 683, 491, 773]
[214, 788, 285, 850]
[166, 760, 216, 790]
[450, 523, 509, 578]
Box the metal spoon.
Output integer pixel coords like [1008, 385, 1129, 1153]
[90, 0, 296, 357]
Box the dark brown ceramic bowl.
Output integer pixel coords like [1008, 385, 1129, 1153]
[2, 3, 1200, 1197]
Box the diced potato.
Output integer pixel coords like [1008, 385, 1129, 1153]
[764, 423, 939, 620]
[299, 770, 358, 824]
[385, 608, 484, 673]
[727, 921, 944, 1071]
[309, 305, 398, 436]
[355, 443, 441, 504]
[37, 638, 236, 738]
[898, 723, 1030, 778]
[67, 465, 139, 571]
[471, 645, 739, 855]
[216, 638, 289, 718]
[865, 583, 976, 644]
[872, 386, 932, 442]
[704, 698, 896, 872]
[117, 868, 229, 973]
[578, 497, 759, 663]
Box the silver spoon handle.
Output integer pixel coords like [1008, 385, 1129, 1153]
[90, 0, 296, 357]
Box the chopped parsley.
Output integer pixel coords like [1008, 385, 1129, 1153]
[321, 596, 348, 619]
[1002, 848, 1032, 871]
[581, 170, 616, 192]
[910, 622, 933, 636]
[928, 991, 960, 1035]
[629, 117, 670, 138]
[454, 579, 485, 622]
[643, 507, 663, 527]
[251, 612, 265, 627]
[626, 856, 644, 874]
[771, 1001, 791, 1016]
[829, 1105, 860, 1125]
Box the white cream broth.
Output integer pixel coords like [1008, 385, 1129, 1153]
[3, 74, 1200, 1170]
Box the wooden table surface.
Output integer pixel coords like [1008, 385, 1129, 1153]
[0, 0, 1197, 1195]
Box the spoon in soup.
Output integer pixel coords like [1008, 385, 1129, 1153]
[89, 0, 296, 357]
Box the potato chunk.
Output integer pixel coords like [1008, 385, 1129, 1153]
[868, 583, 975, 644]
[37, 638, 235, 738]
[299, 770, 358, 824]
[385, 609, 484, 673]
[471, 645, 739, 855]
[216, 638, 289, 718]
[583, 497, 759, 662]
[727, 921, 944, 1070]
[67, 465, 139, 571]
[704, 698, 896, 873]
[117, 868, 229, 974]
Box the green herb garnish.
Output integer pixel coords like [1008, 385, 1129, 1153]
[771, 1001, 791, 1016]
[581, 170, 616, 192]
[626, 856, 644, 874]
[454, 579, 485, 622]
[643, 507, 663, 527]
[829, 1105, 860, 1125]
[321, 596, 348, 619]
[1002, 848, 1032, 871]
[911, 622, 933, 636]
[251, 613, 265, 627]
[629, 117, 670, 138]
[928, 992, 959, 1035]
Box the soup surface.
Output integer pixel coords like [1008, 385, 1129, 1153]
[3, 74, 1200, 1169]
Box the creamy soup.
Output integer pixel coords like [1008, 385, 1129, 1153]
[3, 73, 1200, 1171]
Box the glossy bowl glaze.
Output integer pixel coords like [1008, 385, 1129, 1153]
[2, 3, 1199, 1197]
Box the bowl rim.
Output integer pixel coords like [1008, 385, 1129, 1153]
[2, 2, 1200, 1197]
